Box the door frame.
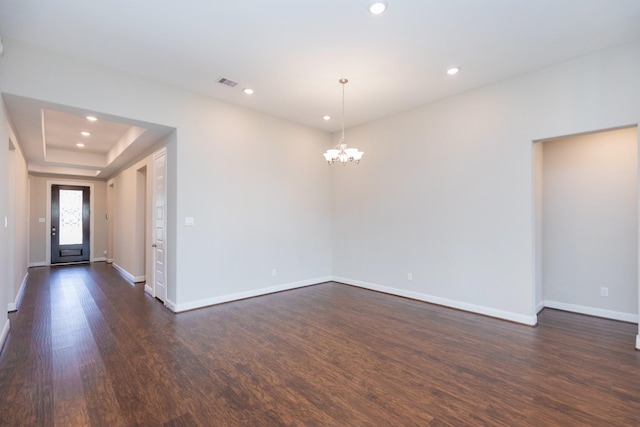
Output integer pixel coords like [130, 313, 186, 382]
[46, 180, 95, 265]
[51, 184, 90, 264]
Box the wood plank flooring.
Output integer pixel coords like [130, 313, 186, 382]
[1, 263, 639, 426]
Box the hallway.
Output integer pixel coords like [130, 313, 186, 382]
[1, 263, 639, 426]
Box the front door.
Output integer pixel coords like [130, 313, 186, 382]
[51, 185, 90, 264]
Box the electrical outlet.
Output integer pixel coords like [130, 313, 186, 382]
[407, 273, 413, 281]
[600, 287, 609, 297]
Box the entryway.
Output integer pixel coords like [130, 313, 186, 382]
[51, 184, 90, 264]
[533, 126, 639, 324]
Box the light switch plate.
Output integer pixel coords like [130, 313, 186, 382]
[185, 217, 195, 226]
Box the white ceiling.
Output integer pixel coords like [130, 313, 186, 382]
[2, 94, 174, 178]
[1, 0, 640, 177]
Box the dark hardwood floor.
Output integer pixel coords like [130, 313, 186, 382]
[1, 263, 639, 426]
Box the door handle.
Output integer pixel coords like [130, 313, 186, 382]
[152, 244, 157, 248]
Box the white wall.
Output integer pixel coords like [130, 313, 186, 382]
[7, 129, 29, 311]
[0, 38, 332, 311]
[28, 175, 47, 263]
[0, 92, 12, 349]
[331, 40, 640, 325]
[542, 127, 638, 321]
[2, 36, 639, 341]
[108, 149, 156, 283]
[534, 142, 544, 311]
[0, 96, 29, 358]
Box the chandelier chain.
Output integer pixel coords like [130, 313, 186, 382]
[341, 79, 346, 142]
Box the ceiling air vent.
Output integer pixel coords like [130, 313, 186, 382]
[217, 77, 238, 88]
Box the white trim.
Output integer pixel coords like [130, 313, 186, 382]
[112, 263, 135, 283]
[636, 334, 640, 350]
[333, 277, 538, 326]
[112, 263, 145, 284]
[164, 299, 177, 312]
[8, 272, 28, 312]
[535, 301, 545, 314]
[144, 285, 153, 296]
[0, 319, 10, 353]
[106, 258, 114, 264]
[544, 300, 639, 323]
[29, 261, 47, 267]
[173, 276, 332, 313]
[91, 257, 106, 263]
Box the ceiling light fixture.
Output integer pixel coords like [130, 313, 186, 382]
[323, 79, 364, 165]
[76, 143, 85, 148]
[243, 88, 254, 95]
[323, 115, 331, 121]
[369, 1, 388, 14]
[81, 131, 91, 136]
[447, 67, 460, 75]
[86, 116, 98, 121]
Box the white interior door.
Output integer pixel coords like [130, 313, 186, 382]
[152, 148, 167, 303]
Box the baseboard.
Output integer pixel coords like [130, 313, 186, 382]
[112, 263, 135, 283]
[144, 285, 153, 296]
[0, 319, 10, 354]
[636, 334, 640, 351]
[29, 261, 48, 267]
[535, 300, 545, 314]
[174, 276, 332, 313]
[544, 300, 638, 323]
[7, 272, 29, 312]
[111, 263, 146, 284]
[165, 299, 177, 312]
[106, 258, 114, 264]
[91, 257, 106, 263]
[333, 277, 538, 326]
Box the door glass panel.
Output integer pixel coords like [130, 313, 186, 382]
[59, 189, 84, 245]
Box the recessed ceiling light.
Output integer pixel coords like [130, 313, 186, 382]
[447, 67, 461, 75]
[86, 116, 98, 121]
[369, 2, 387, 14]
[81, 131, 91, 136]
[243, 88, 254, 95]
[323, 115, 331, 121]
[76, 143, 85, 148]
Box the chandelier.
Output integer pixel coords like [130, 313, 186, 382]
[323, 78, 364, 165]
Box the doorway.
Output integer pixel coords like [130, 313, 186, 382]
[46, 180, 95, 266]
[534, 126, 638, 322]
[51, 185, 90, 264]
